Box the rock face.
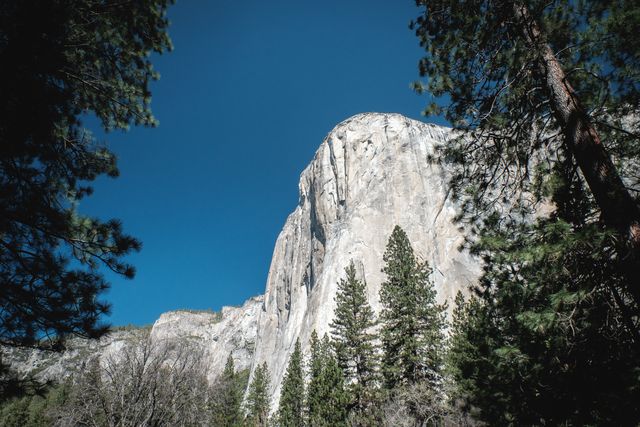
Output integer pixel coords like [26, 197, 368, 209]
[5, 296, 263, 383]
[250, 112, 481, 406]
[4, 113, 481, 409]
[150, 295, 263, 381]
[2, 328, 148, 383]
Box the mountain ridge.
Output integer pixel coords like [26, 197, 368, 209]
[3, 112, 480, 409]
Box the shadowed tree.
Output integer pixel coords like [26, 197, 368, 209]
[245, 362, 271, 427]
[444, 167, 640, 425]
[278, 340, 304, 427]
[410, 2, 640, 424]
[0, 0, 173, 349]
[211, 355, 244, 427]
[306, 332, 349, 427]
[411, 0, 640, 303]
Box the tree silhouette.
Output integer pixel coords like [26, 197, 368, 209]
[0, 0, 172, 347]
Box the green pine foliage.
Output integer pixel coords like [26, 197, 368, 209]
[306, 333, 349, 427]
[379, 226, 446, 390]
[411, 0, 640, 232]
[306, 330, 325, 424]
[0, 0, 173, 348]
[410, 1, 640, 424]
[444, 291, 483, 420]
[0, 397, 29, 427]
[245, 362, 271, 427]
[0, 381, 70, 427]
[212, 355, 244, 427]
[329, 262, 380, 420]
[410, 0, 640, 300]
[446, 166, 640, 425]
[278, 340, 305, 427]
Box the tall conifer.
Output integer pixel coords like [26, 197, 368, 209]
[278, 340, 304, 427]
[329, 261, 380, 421]
[245, 362, 271, 427]
[212, 355, 243, 427]
[306, 333, 349, 427]
[379, 226, 446, 390]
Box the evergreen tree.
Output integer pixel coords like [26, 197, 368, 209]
[0, 397, 29, 427]
[444, 291, 483, 420]
[411, 0, 640, 298]
[278, 340, 304, 427]
[306, 332, 349, 427]
[410, 2, 640, 424]
[306, 330, 325, 424]
[446, 165, 640, 425]
[212, 355, 243, 427]
[0, 0, 173, 348]
[245, 362, 271, 427]
[329, 261, 379, 421]
[379, 226, 446, 391]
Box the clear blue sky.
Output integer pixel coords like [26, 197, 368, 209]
[82, 0, 447, 326]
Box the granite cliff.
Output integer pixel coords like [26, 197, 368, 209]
[249, 112, 481, 406]
[4, 113, 480, 408]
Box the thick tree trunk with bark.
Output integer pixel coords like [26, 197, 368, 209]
[514, 3, 640, 302]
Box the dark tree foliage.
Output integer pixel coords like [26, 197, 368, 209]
[444, 291, 482, 419]
[0, 381, 70, 427]
[447, 164, 640, 424]
[379, 226, 446, 392]
[0, 0, 173, 347]
[306, 330, 325, 425]
[278, 340, 305, 427]
[411, 0, 640, 301]
[245, 362, 271, 427]
[212, 355, 244, 427]
[411, 2, 640, 424]
[329, 262, 379, 421]
[306, 332, 349, 427]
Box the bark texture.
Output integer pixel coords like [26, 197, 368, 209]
[515, 2, 640, 301]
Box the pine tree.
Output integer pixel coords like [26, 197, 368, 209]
[212, 355, 243, 427]
[411, 0, 640, 299]
[410, 2, 640, 424]
[245, 362, 271, 427]
[306, 332, 349, 427]
[446, 166, 640, 425]
[278, 340, 304, 427]
[444, 291, 482, 419]
[0, 0, 173, 348]
[329, 261, 379, 421]
[306, 330, 325, 424]
[379, 226, 446, 390]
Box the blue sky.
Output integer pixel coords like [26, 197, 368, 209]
[83, 0, 447, 326]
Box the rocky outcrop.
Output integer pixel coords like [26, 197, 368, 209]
[150, 295, 263, 381]
[4, 296, 263, 383]
[4, 113, 481, 409]
[250, 112, 481, 406]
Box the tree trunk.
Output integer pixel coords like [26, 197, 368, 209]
[514, 2, 640, 302]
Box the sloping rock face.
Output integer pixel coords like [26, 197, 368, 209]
[151, 295, 263, 381]
[251, 112, 481, 405]
[5, 113, 481, 408]
[4, 296, 263, 383]
[2, 328, 148, 383]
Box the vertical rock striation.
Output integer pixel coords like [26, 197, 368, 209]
[251, 112, 481, 406]
[3, 113, 481, 407]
